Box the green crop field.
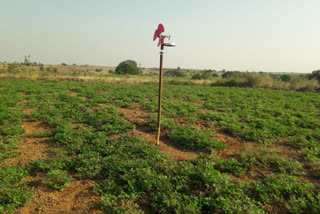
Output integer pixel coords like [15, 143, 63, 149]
[0, 80, 319, 213]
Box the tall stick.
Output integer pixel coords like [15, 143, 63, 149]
[156, 37, 164, 145]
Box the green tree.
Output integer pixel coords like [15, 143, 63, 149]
[310, 70, 320, 80]
[212, 73, 219, 77]
[280, 74, 292, 82]
[192, 73, 201, 80]
[115, 60, 141, 75]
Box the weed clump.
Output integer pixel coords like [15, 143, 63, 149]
[42, 169, 73, 189]
[168, 125, 224, 151]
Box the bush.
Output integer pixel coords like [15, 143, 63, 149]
[280, 74, 291, 82]
[310, 70, 320, 80]
[164, 69, 186, 77]
[115, 60, 141, 75]
[290, 76, 318, 91]
[212, 73, 219, 77]
[95, 68, 103, 72]
[191, 73, 201, 80]
[192, 71, 212, 80]
[7, 63, 21, 73]
[46, 66, 58, 73]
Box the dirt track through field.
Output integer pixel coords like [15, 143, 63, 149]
[5, 101, 52, 166]
[12, 99, 103, 214]
[119, 107, 198, 161]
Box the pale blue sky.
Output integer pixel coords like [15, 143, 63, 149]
[0, 0, 319, 73]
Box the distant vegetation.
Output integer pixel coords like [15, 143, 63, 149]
[0, 57, 318, 91]
[115, 60, 141, 75]
[309, 69, 320, 80]
[192, 70, 218, 80]
[164, 68, 186, 77]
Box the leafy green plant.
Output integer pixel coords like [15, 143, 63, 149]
[42, 169, 73, 189]
[237, 148, 304, 175]
[214, 158, 247, 176]
[0, 166, 33, 213]
[252, 174, 320, 213]
[168, 125, 224, 150]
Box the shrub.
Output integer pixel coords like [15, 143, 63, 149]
[46, 66, 58, 73]
[164, 69, 186, 77]
[309, 70, 320, 80]
[7, 63, 21, 73]
[115, 60, 141, 75]
[95, 68, 103, 72]
[192, 72, 211, 80]
[191, 73, 201, 80]
[290, 76, 318, 91]
[280, 74, 291, 82]
[212, 73, 219, 77]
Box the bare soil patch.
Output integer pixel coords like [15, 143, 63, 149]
[215, 132, 303, 161]
[215, 132, 258, 159]
[229, 164, 271, 184]
[262, 200, 289, 214]
[4, 121, 53, 166]
[70, 92, 80, 97]
[18, 99, 28, 106]
[23, 108, 37, 115]
[20, 92, 30, 97]
[16, 177, 102, 214]
[70, 91, 89, 101]
[189, 101, 203, 107]
[8, 137, 51, 166]
[22, 121, 53, 135]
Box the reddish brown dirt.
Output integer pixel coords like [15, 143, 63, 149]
[70, 92, 80, 97]
[229, 164, 271, 184]
[23, 108, 37, 114]
[188, 101, 203, 107]
[18, 99, 28, 106]
[119, 107, 148, 125]
[16, 177, 102, 214]
[22, 121, 53, 135]
[215, 132, 258, 159]
[3, 120, 53, 166]
[215, 132, 303, 161]
[8, 137, 51, 166]
[20, 92, 30, 97]
[70, 92, 88, 100]
[119, 106, 197, 161]
[262, 200, 289, 214]
[267, 143, 304, 161]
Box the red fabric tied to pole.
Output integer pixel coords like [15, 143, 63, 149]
[153, 24, 164, 47]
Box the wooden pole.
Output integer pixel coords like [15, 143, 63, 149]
[156, 37, 164, 145]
